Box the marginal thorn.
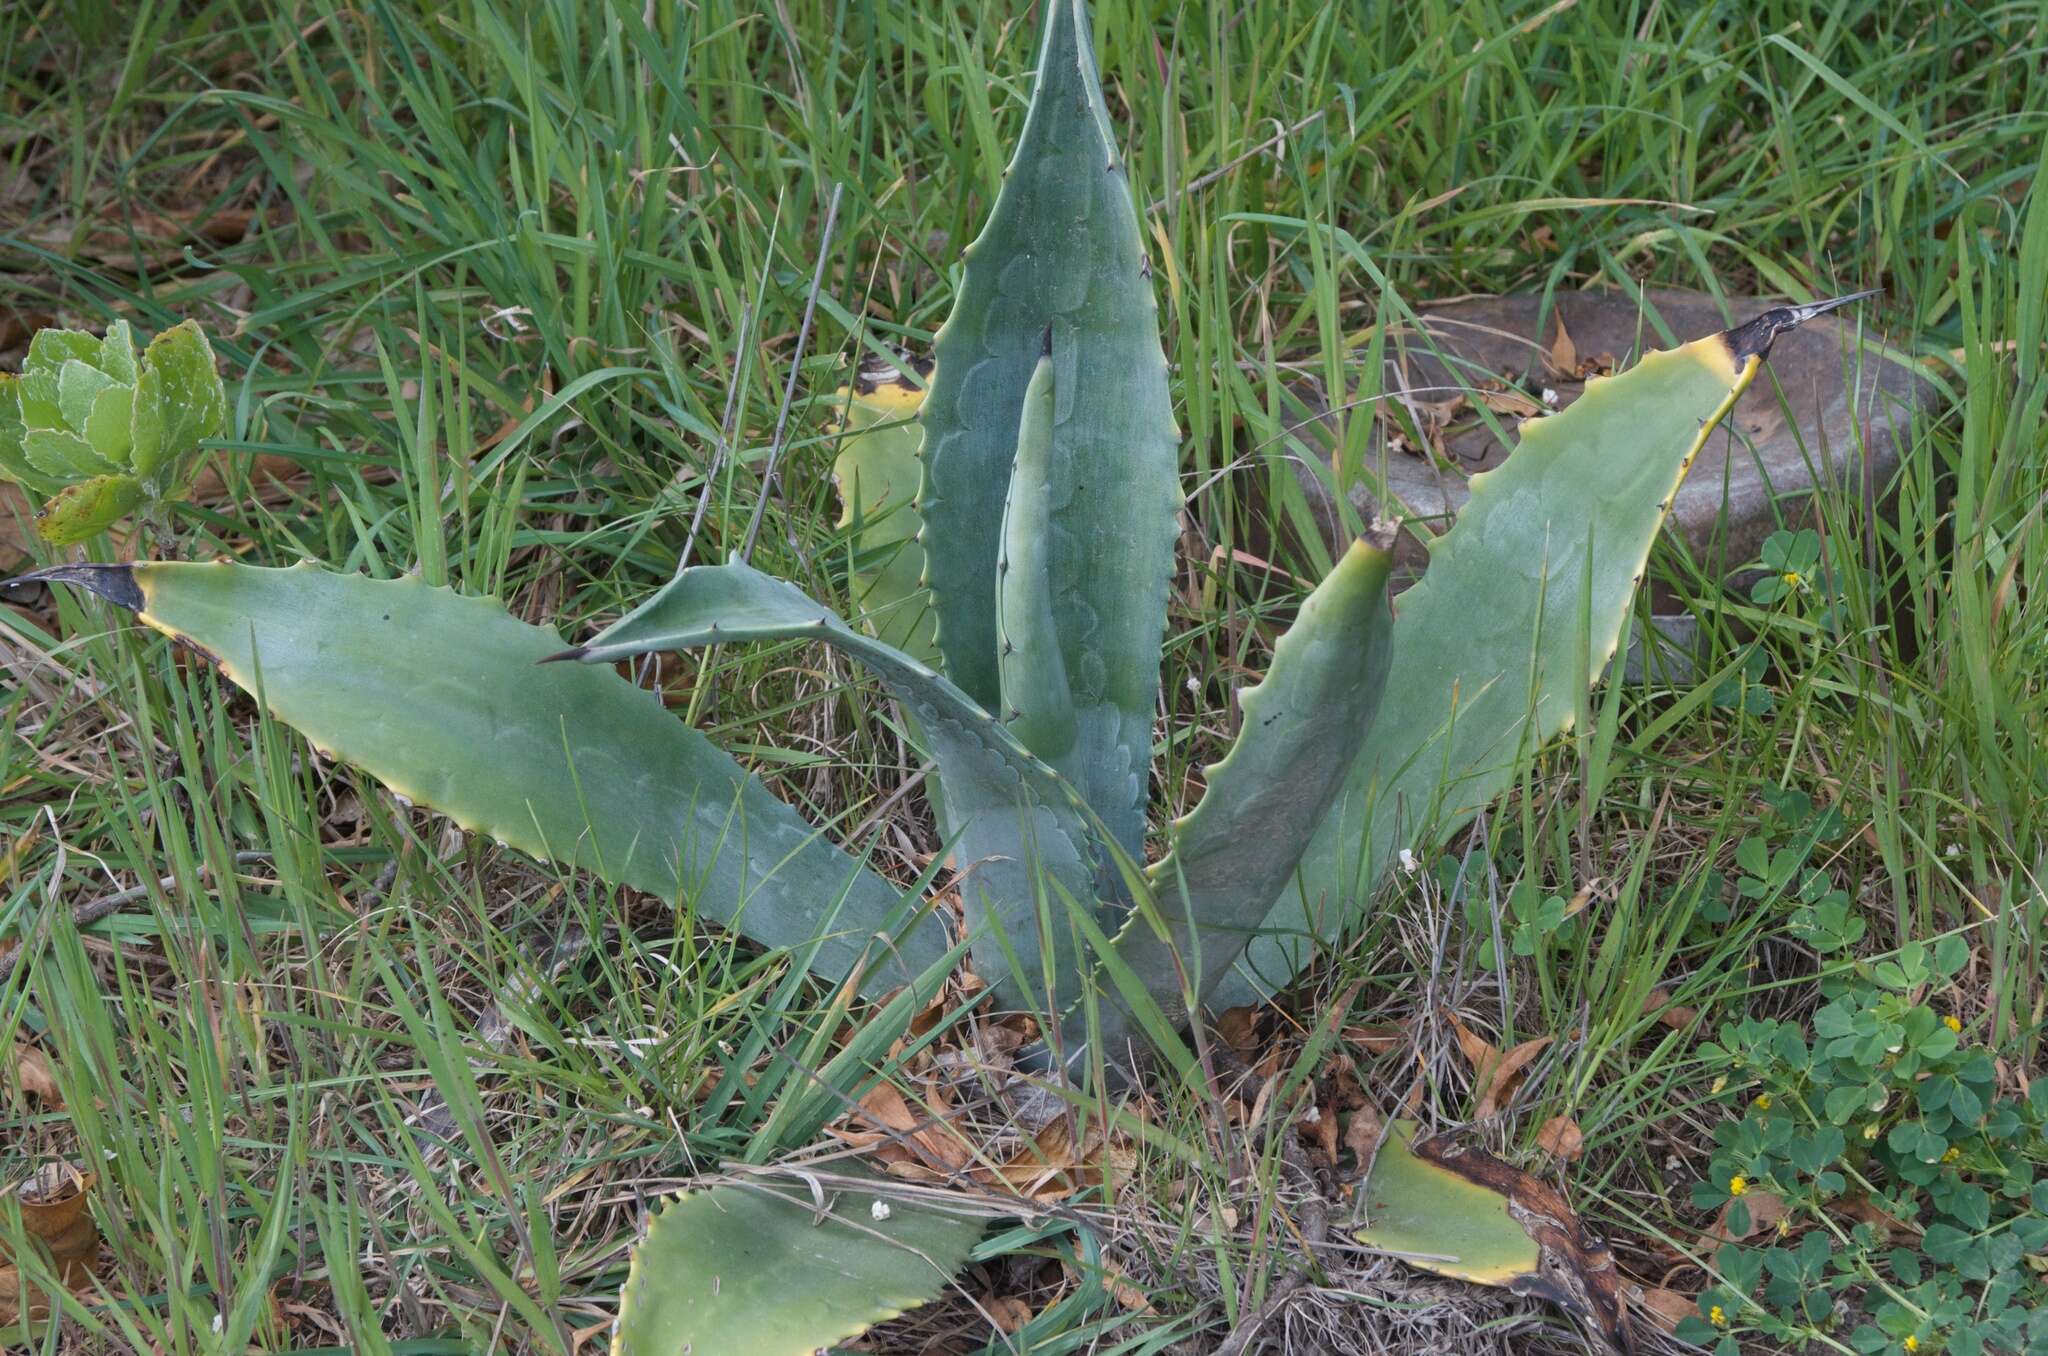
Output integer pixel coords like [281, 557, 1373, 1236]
[538, 645, 590, 665]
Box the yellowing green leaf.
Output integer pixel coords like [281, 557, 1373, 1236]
[35, 474, 144, 544]
[1355, 1120, 1630, 1350]
[833, 367, 935, 664]
[1355, 1119, 1540, 1285]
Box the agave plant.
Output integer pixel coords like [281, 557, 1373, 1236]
[15, 3, 1867, 1077]
[0, 320, 228, 545]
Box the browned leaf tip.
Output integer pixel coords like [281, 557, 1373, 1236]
[1411, 1134, 1633, 1355]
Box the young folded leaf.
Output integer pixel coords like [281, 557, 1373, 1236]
[995, 341, 1080, 769]
[17, 560, 945, 998]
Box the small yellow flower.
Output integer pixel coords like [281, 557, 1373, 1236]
[1709, 1305, 1729, 1329]
[1780, 570, 1804, 589]
[1753, 1093, 1773, 1111]
[1776, 1215, 1792, 1238]
[1944, 1015, 1962, 1033]
[1729, 1175, 1749, 1197]
[1904, 1337, 1919, 1353]
[1864, 1123, 1881, 1141]
[1943, 1146, 1961, 1164]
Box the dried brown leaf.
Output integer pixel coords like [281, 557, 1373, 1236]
[1641, 989, 1698, 1030]
[1214, 1006, 1259, 1058]
[1544, 311, 1579, 380]
[1298, 1100, 1340, 1165]
[8, 1044, 60, 1107]
[1476, 384, 1544, 418]
[1705, 1189, 1788, 1244]
[1638, 1285, 1698, 1335]
[1536, 1115, 1584, 1162]
[985, 1295, 1032, 1334]
[1344, 1022, 1407, 1055]
[1342, 1103, 1386, 1169]
[1448, 1013, 1552, 1118]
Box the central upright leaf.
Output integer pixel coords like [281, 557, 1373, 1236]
[916, 0, 1181, 867]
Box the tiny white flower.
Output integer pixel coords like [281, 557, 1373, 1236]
[1185, 676, 1200, 696]
[1399, 848, 1419, 874]
[1944, 843, 1961, 857]
[212, 1314, 224, 1335]
[870, 1200, 892, 1222]
[1541, 387, 1560, 406]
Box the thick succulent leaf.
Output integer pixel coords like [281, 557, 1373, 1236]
[566, 558, 1101, 1011]
[916, 0, 1180, 866]
[994, 346, 1078, 769]
[0, 377, 65, 497]
[611, 1169, 984, 1356]
[85, 385, 135, 465]
[15, 370, 63, 433]
[21, 429, 121, 481]
[98, 320, 138, 385]
[832, 366, 936, 663]
[56, 361, 119, 436]
[129, 367, 167, 478]
[35, 475, 145, 545]
[1114, 538, 1394, 1027]
[1225, 323, 1782, 1002]
[24, 330, 100, 377]
[16, 561, 944, 998]
[1355, 1121, 1629, 1349]
[142, 320, 227, 480]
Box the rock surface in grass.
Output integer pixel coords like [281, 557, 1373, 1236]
[1279, 289, 1937, 604]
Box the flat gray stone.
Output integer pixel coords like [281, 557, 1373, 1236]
[1277, 289, 1938, 615]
